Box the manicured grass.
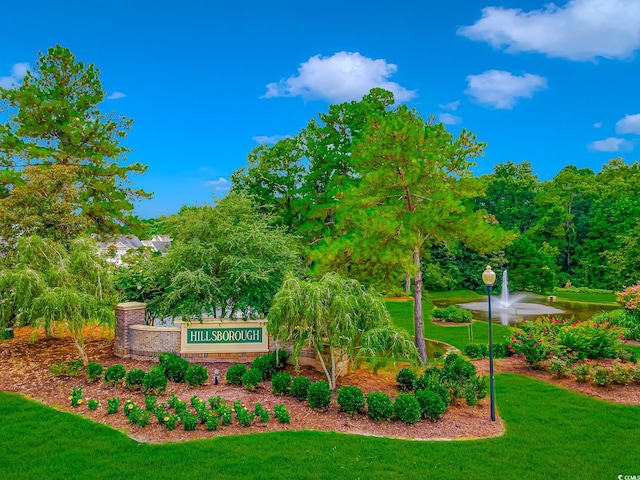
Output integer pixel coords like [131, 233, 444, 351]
[2, 374, 640, 479]
[386, 299, 513, 351]
[551, 291, 618, 305]
[426, 289, 485, 301]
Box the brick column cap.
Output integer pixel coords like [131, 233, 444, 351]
[116, 302, 148, 311]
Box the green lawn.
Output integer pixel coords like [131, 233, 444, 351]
[386, 299, 513, 351]
[2, 374, 639, 479]
[551, 291, 618, 305]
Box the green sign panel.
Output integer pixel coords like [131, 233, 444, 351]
[186, 328, 263, 344]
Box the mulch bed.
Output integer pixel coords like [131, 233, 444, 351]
[1, 326, 638, 444]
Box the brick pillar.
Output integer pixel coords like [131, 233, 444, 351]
[114, 302, 147, 358]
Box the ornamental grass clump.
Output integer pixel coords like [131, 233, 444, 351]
[366, 392, 393, 421]
[337, 385, 365, 414]
[307, 381, 332, 410]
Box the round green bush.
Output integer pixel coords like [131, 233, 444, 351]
[396, 368, 417, 391]
[415, 389, 447, 421]
[225, 364, 247, 386]
[463, 343, 490, 359]
[125, 367, 147, 390]
[307, 380, 332, 410]
[291, 376, 312, 401]
[432, 305, 472, 323]
[337, 385, 365, 414]
[142, 365, 168, 394]
[85, 362, 104, 382]
[159, 353, 189, 383]
[271, 371, 291, 395]
[104, 364, 126, 386]
[442, 353, 477, 382]
[421, 376, 450, 407]
[251, 355, 273, 380]
[393, 394, 421, 424]
[366, 392, 393, 421]
[241, 368, 263, 391]
[185, 365, 209, 387]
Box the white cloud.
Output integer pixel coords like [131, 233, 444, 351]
[458, 0, 640, 61]
[262, 51, 416, 103]
[615, 114, 640, 134]
[205, 177, 230, 192]
[107, 91, 126, 100]
[252, 135, 289, 144]
[0, 62, 29, 89]
[588, 137, 632, 152]
[439, 113, 462, 125]
[438, 100, 460, 111]
[465, 70, 548, 109]
[593, 122, 602, 128]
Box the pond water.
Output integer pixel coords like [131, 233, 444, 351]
[432, 293, 618, 326]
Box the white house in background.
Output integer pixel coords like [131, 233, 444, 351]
[98, 234, 171, 267]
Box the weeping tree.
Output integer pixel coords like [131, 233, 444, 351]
[268, 273, 418, 389]
[0, 236, 117, 363]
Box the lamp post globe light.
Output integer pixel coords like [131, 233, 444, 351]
[482, 265, 497, 422]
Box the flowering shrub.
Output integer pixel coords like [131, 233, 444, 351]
[123, 398, 136, 418]
[571, 362, 591, 383]
[87, 399, 99, 411]
[592, 365, 614, 387]
[68, 386, 83, 407]
[617, 281, 640, 311]
[180, 410, 198, 431]
[592, 310, 640, 341]
[206, 412, 219, 431]
[557, 320, 620, 360]
[611, 360, 636, 385]
[547, 357, 572, 378]
[145, 395, 157, 412]
[508, 318, 564, 368]
[234, 403, 254, 427]
[164, 414, 179, 430]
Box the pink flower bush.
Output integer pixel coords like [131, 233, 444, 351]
[617, 281, 640, 311]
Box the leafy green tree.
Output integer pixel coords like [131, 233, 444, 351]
[155, 192, 300, 320]
[0, 45, 150, 240]
[324, 104, 513, 363]
[478, 161, 539, 234]
[505, 236, 557, 292]
[0, 165, 89, 245]
[0, 236, 117, 363]
[268, 273, 418, 389]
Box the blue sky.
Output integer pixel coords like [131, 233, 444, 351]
[2, 0, 640, 218]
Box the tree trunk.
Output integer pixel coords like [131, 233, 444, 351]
[404, 273, 411, 294]
[413, 250, 428, 364]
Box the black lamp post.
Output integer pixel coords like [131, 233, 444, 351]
[482, 265, 497, 422]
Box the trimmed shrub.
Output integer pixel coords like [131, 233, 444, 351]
[241, 368, 263, 391]
[307, 381, 332, 410]
[145, 395, 157, 411]
[271, 372, 292, 395]
[419, 375, 450, 407]
[464, 376, 488, 406]
[142, 365, 168, 394]
[442, 354, 477, 382]
[85, 362, 104, 382]
[396, 368, 417, 391]
[291, 376, 312, 401]
[464, 343, 489, 359]
[159, 353, 189, 383]
[393, 394, 421, 424]
[366, 392, 393, 421]
[251, 350, 290, 380]
[415, 389, 447, 421]
[225, 364, 247, 386]
[104, 364, 126, 386]
[106, 397, 120, 414]
[87, 399, 99, 411]
[180, 410, 198, 431]
[185, 365, 209, 387]
[125, 367, 147, 390]
[337, 385, 365, 414]
[432, 305, 472, 323]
